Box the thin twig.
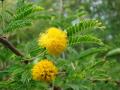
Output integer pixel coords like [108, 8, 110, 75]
[1, 0, 5, 30]
[71, 62, 76, 70]
[59, 0, 63, 16]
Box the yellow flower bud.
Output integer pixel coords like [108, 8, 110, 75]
[32, 59, 58, 82]
[38, 27, 68, 56]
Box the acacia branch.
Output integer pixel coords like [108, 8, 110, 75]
[0, 36, 24, 57]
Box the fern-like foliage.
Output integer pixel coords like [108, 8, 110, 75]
[4, 19, 32, 32]
[14, 4, 43, 20]
[78, 47, 108, 59]
[69, 35, 104, 46]
[66, 19, 105, 36]
[66, 19, 105, 46]
[3, 3, 43, 33]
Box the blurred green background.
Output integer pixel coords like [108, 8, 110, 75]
[0, 0, 120, 90]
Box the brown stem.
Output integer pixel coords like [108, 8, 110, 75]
[0, 36, 24, 57]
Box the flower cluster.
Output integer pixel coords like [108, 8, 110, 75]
[32, 27, 67, 82]
[38, 27, 67, 56]
[32, 59, 58, 82]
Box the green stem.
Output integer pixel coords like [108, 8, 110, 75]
[1, 0, 5, 31]
[59, 0, 63, 16]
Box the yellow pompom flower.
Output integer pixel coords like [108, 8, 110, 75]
[32, 59, 58, 82]
[38, 27, 67, 56]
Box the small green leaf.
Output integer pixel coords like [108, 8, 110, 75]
[4, 19, 32, 33]
[106, 48, 120, 57]
[79, 47, 108, 59]
[69, 35, 104, 46]
[66, 19, 105, 36]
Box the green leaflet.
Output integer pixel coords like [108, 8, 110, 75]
[4, 19, 32, 33]
[16, 4, 33, 14]
[69, 35, 104, 46]
[14, 4, 43, 20]
[14, 4, 33, 20]
[5, 10, 14, 17]
[78, 47, 108, 59]
[28, 14, 52, 20]
[66, 19, 105, 36]
[106, 48, 120, 57]
[2, 3, 43, 33]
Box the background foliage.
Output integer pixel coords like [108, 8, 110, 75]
[0, 0, 120, 90]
